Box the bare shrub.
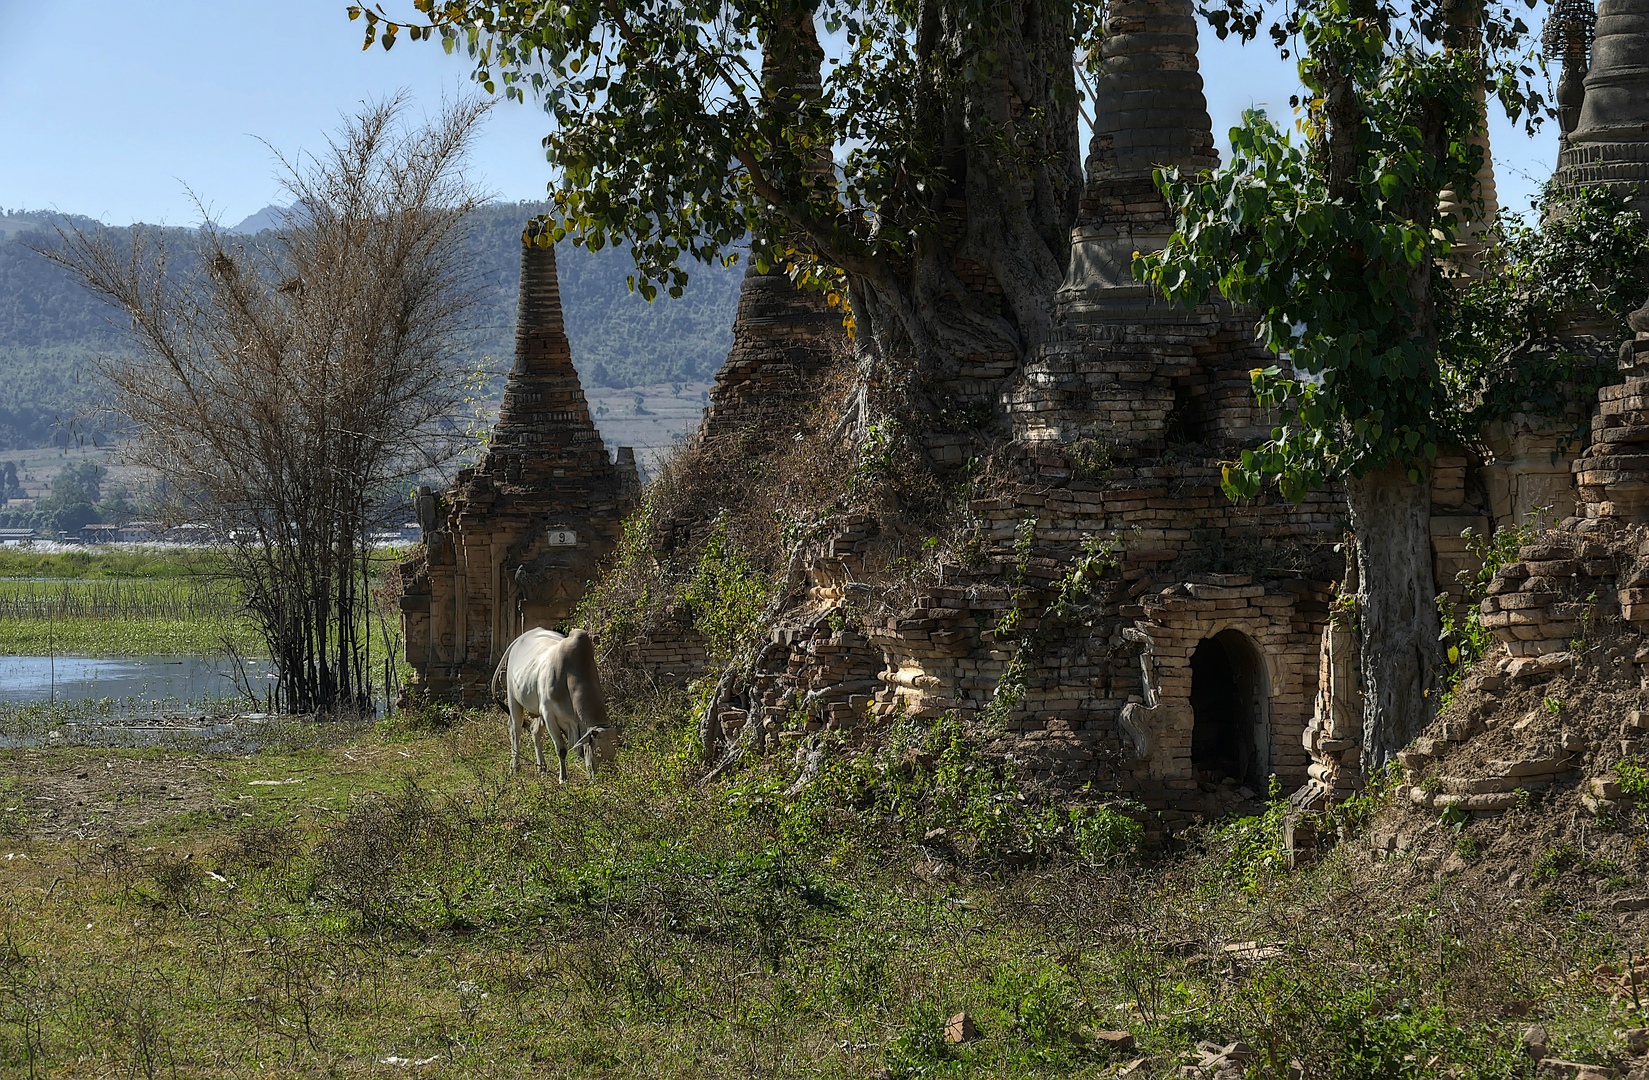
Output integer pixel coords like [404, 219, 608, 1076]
[49, 97, 491, 714]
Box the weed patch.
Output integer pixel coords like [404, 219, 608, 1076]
[0, 697, 1631, 1078]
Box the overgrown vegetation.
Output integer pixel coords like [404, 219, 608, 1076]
[1437, 512, 1547, 691]
[730, 710, 1146, 868]
[1442, 185, 1649, 437]
[0, 697, 1635, 1077]
[575, 363, 855, 671]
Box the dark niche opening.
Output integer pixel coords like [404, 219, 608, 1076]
[1163, 379, 1209, 446]
[1189, 629, 1269, 789]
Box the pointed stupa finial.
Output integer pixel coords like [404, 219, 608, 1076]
[512, 221, 570, 374]
[1545, 0, 1598, 146]
[487, 223, 608, 472]
[1061, 0, 1218, 322]
[1439, 4, 1501, 277]
[1552, 0, 1649, 212]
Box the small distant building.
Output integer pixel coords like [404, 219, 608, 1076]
[370, 523, 422, 546]
[0, 529, 41, 546]
[80, 522, 163, 544]
[399, 229, 640, 702]
[162, 523, 215, 545]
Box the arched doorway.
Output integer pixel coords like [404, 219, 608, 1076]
[1188, 629, 1270, 789]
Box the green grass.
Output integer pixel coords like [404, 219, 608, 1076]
[0, 545, 232, 580]
[0, 612, 261, 655]
[0, 548, 407, 659]
[0, 550, 257, 653]
[0, 695, 1633, 1078]
[0, 576, 242, 617]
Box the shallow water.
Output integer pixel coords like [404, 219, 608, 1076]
[0, 654, 270, 708]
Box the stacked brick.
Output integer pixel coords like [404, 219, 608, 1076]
[1480, 531, 1618, 657]
[1474, 327, 1649, 668]
[1005, 324, 1271, 452]
[1063, 0, 1218, 320]
[607, 610, 711, 686]
[1480, 414, 1581, 527]
[400, 232, 640, 702]
[1575, 340, 1649, 521]
[1429, 454, 1494, 618]
[1296, 614, 1365, 801]
[834, 460, 1342, 806]
[1552, 0, 1649, 216]
[1400, 738, 1579, 813]
[696, 266, 846, 447]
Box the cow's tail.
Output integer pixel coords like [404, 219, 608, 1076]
[489, 651, 510, 707]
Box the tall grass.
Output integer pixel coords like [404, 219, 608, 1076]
[0, 548, 404, 662]
[0, 578, 241, 621]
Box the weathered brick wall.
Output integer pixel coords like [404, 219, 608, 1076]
[1474, 349, 1649, 664]
[697, 266, 846, 447]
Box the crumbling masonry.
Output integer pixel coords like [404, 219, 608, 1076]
[422, 0, 1640, 819]
[400, 231, 639, 702]
[612, 0, 1581, 819]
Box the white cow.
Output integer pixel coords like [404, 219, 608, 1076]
[489, 627, 615, 781]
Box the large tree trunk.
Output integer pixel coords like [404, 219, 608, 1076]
[810, 0, 1082, 419]
[1345, 463, 1442, 770]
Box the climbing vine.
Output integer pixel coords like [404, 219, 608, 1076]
[979, 533, 1119, 730]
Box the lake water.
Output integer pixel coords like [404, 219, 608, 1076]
[0, 654, 270, 708]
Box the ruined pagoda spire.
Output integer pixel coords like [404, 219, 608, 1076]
[487, 224, 610, 475]
[696, 1, 844, 446]
[1438, 2, 1502, 277]
[1545, 0, 1597, 148]
[1553, 0, 1649, 213]
[399, 221, 640, 703]
[1061, 0, 1218, 321]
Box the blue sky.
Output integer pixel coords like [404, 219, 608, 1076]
[0, 0, 1556, 228]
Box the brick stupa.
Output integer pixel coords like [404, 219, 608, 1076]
[400, 227, 640, 702]
[697, 265, 844, 445]
[1554, 0, 1649, 212]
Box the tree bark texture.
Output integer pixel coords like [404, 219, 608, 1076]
[1346, 463, 1442, 771]
[766, 0, 1083, 417]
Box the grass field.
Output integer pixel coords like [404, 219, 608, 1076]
[0, 548, 403, 660]
[0, 693, 1632, 1079]
[0, 546, 230, 581]
[0, 558, 260, 655]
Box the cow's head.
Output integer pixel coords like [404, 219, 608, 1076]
[569, 725, 618, 777]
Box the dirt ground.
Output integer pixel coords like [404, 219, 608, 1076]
[0, 751, 238, 842]
[0, 729, 444, 845]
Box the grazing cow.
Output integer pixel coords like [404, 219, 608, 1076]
[489, 627, 615, 781]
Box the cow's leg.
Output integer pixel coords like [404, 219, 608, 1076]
[506, 697, 526, 773]
[543, 710, 570, 784]
[529, 715, 548, 772]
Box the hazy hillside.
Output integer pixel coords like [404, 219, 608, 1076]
[0, 203, 743, 451]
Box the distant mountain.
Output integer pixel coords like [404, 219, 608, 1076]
[228, 204, 289, 234]
[0, 202, 744, 451]
[0, 210, 105, 241]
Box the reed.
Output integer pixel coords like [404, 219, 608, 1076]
[0, 578, 242, 621]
